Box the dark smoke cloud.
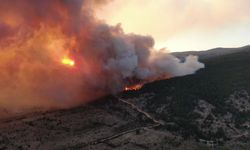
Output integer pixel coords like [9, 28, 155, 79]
[0, 0, 204, 115]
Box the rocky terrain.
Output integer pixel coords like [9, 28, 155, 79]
[1, 46, 250, 150]
[0, 97, 184, 150]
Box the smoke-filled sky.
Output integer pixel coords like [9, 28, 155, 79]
[96, 0, 250, 52]
[0, 0, 204, 114]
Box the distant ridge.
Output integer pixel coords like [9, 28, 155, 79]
[172, 45, 250, 60]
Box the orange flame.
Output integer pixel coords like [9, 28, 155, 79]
[61, 56, 75, 67]
[125, 84, 143, 91]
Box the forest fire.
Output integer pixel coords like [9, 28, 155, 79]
[61, 57, 75, 67]
[125, 84, 143, 91]
[0, 0, 204, 113]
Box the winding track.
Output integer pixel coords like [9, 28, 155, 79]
[115, 97, 165, 126]
[68, 96, 165, 149]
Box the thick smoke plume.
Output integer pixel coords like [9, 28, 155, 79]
[0, 0, 204, 114]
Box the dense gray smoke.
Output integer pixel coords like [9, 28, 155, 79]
[0, 0, 204, 113]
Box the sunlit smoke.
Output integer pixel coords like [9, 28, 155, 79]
[0, 0, 204, 115]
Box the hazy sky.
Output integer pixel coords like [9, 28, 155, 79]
[96, 0, 250, 52]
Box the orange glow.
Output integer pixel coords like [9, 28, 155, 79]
[61, 57, 75, 67]
[125, 84, 143, 91]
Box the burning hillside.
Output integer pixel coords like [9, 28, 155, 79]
[0, 0, 204, 113]
[125, 84, 143, 91]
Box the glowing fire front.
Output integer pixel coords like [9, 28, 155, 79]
[125, 84, 143, 91]
[61, 56, 75, 67]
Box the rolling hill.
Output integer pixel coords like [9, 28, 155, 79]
[0, 46, 250, 150]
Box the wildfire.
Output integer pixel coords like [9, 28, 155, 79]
[125, 84, 143, 91]
[61, 56, 75, 67]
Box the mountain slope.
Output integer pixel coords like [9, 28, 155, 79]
[121, 47, 250, 147]
[172, 45, 250, 60]
[0, 46, 250, 149]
